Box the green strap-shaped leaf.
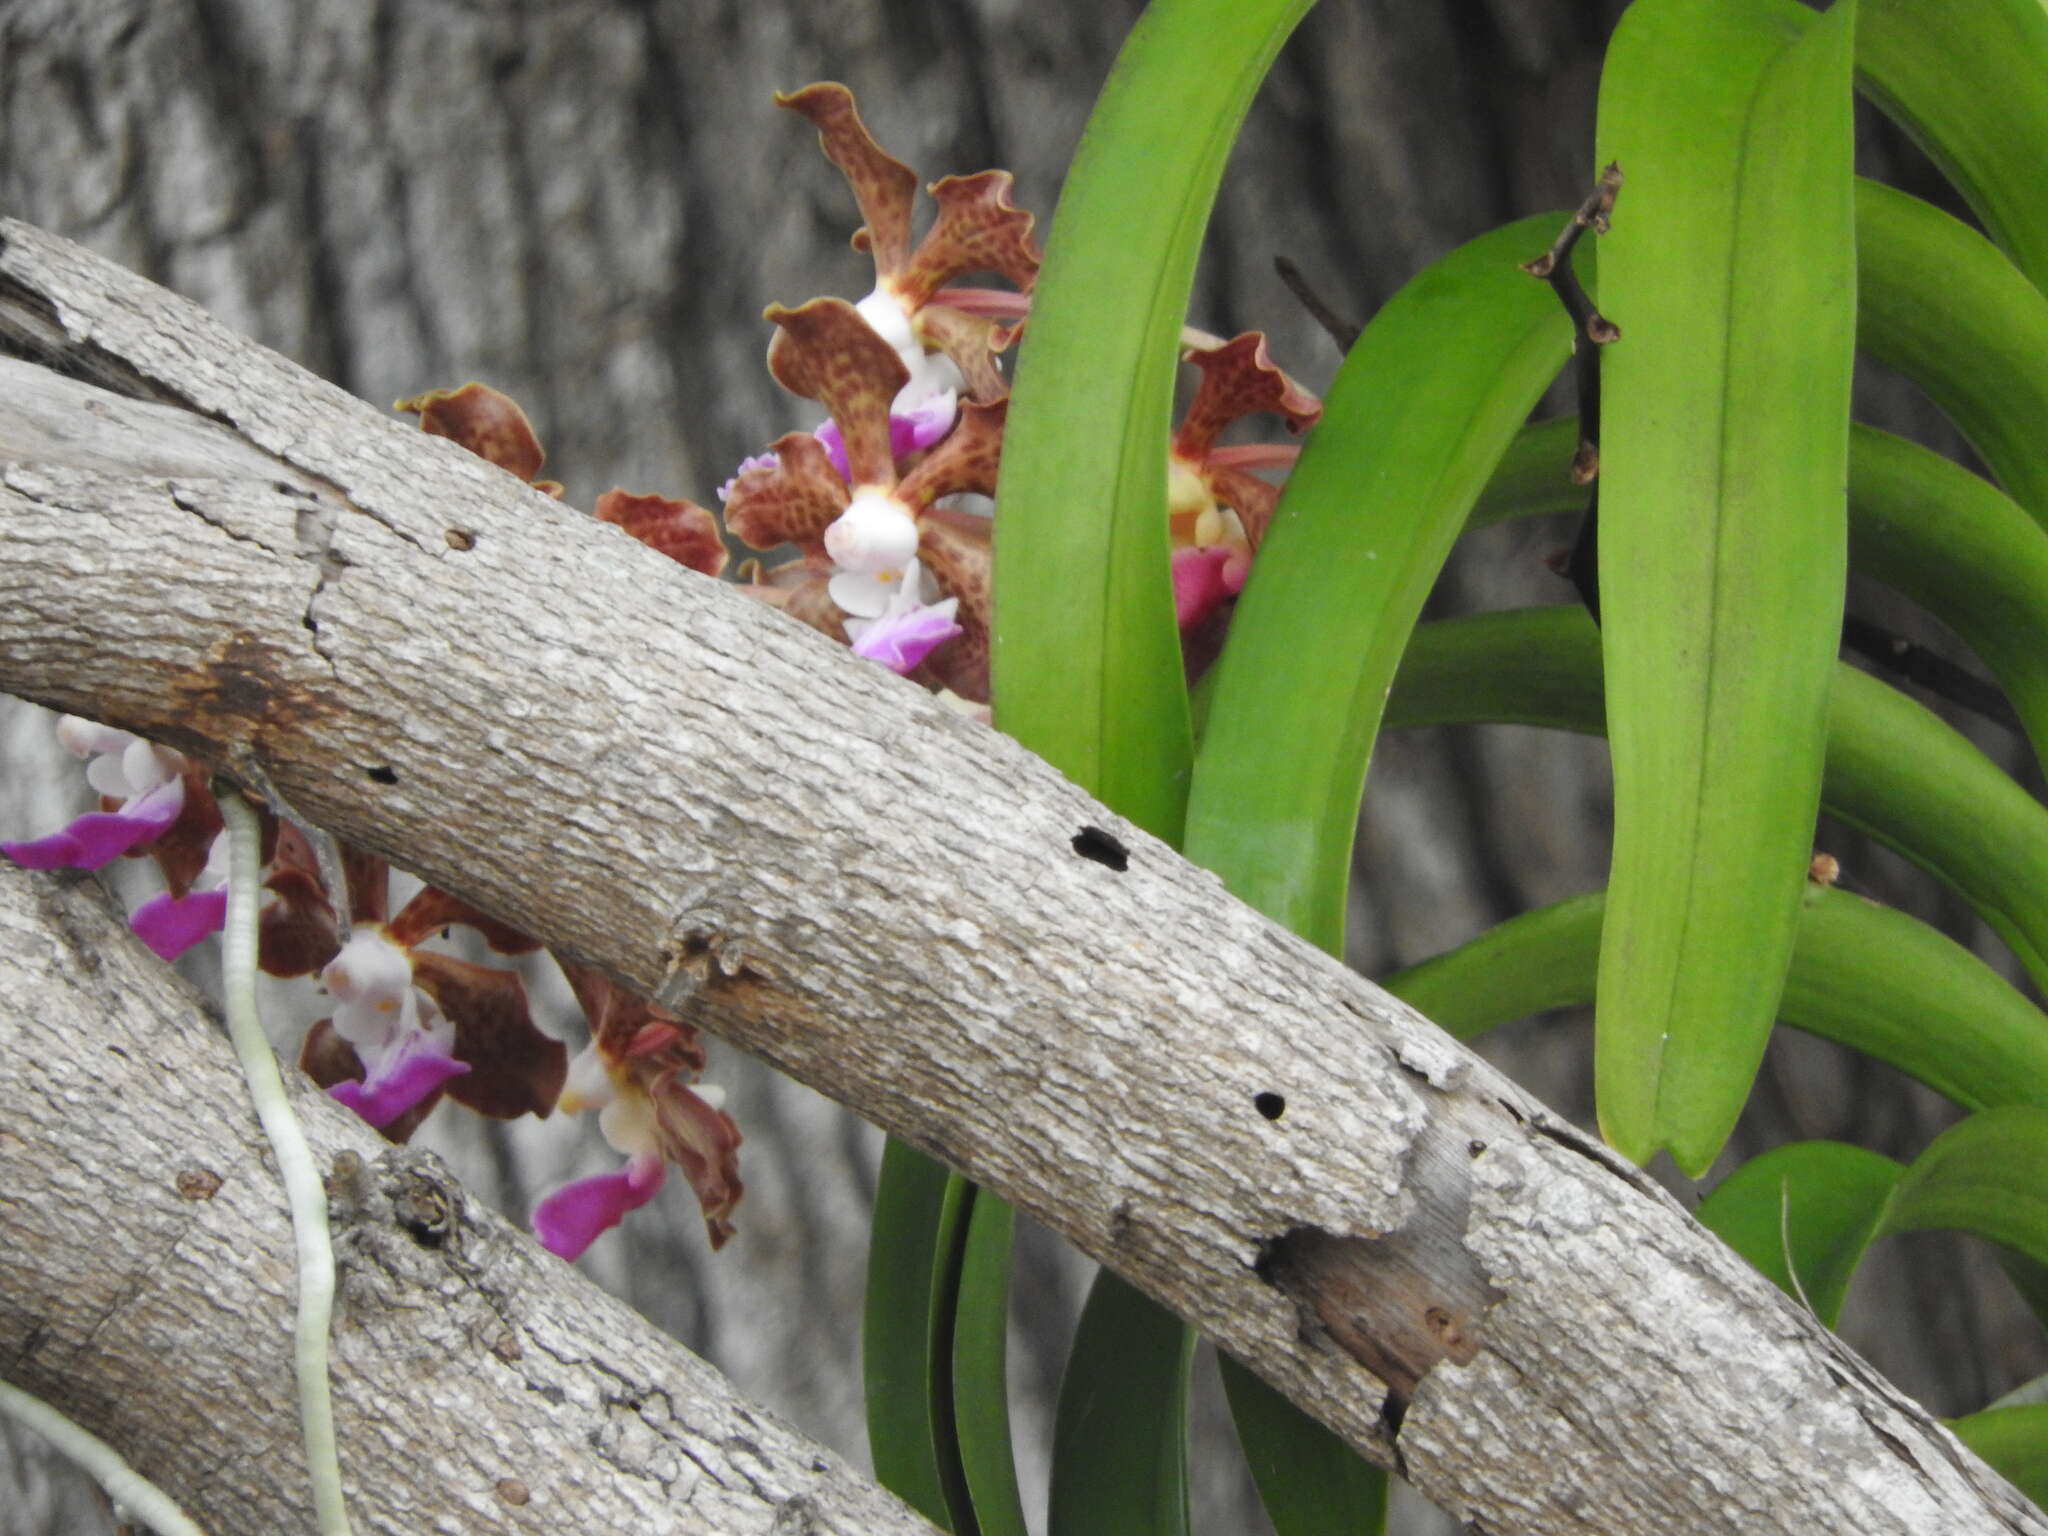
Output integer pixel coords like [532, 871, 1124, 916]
[1696, 1110, 2048, 1336]
[864, 1139, 975, 1529]
[1216, 1355, 1388, 1536]
[1694, 1141, 1902, 1327]
[1472, 415, 2048, 789]
[1884, 1106, 2048, 1266]
[1857, 0, 2048, 293]
[1382, 885, 2048, 1120]
[1592, 0, 1859, 1172]
[1856, 179, 2048, 525]
[1383, 608, 2048, 991]
[1845, 426, 2048, 760]
[994, 0, 1313, 842]
[1949, 1406, 2048, 1512]
[953, 1194, 1029, 1536]
[1184, 213, 1574, 953]
[997, 2, 1319, 1530]
[1048, 1269, 1197, 1536]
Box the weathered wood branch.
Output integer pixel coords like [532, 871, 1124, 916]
[0, 217, 2039, 1535]
[0, 861, 938, 1535]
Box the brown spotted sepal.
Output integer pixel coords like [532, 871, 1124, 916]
[913, 509, 992, 701]
[593, 491, 728, 578]
[395, 383, 565, 498]
[723, 431, 857, 558]
[764, 297, 911, 484]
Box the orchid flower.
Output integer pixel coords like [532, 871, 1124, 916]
[2, 718, 188, 871]
[1165, 332, 1322, 634]
[725, 300, 1005, 698]
[296, 858, 567, 1140]
[3, 716, 239, 959]
[318, 929, 472, 1129]
[534, 965, 743, 1261]
[701, 84, 1043, 698]
[772, 83, 1039, 409]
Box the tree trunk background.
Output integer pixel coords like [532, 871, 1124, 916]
[0, 1, 2039, 1532]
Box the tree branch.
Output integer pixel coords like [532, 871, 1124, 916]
[0, 218, 2039, 1535]
[0, 862, 939, 1535]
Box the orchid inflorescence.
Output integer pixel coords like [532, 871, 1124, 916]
[4, 81, 1316, 1266]
[2, 727, 740, 1263]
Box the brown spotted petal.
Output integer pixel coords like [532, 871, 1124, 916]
[909, 304, 1010, 404]
[723, 432, 852, 555]
[409, 950, 567, 1119]
[396, 383, 549, 485]
[776, 83, 919, 278]
[647, 1069, 744, 1250]
[896, 171, 1041, 309]
[896, 397, 1006, 509]
[593, 490, 728, 577]
[765, 298, 909, 485]
[1171, 333, 1322, 463]
[386, 884, 542, 955]
[915, 510, 992, 703]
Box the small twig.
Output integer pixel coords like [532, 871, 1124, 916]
[0, 1378, 209, 1536]
[214, 781, 354, 1535]
[1273, 256, 1361, 352]
[1523, 163, 1623, 487]
[1526, 165, 1623, 620]
[1840, 616, 2022, 733]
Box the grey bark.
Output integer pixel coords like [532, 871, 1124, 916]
[1, 218, 2043, 1536]
[0, 860, 944, 1536]
[0, 0, 2038, 1530]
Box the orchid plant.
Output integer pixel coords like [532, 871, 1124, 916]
[11, 0, 2048, 1529]
[0, 77, 1309, 1276]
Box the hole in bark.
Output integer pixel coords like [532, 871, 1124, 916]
[366, 764, 399, 785]
[1071, 825, 1129, 871]
[1254, 1091, 1286, 1121]
[444, 527, 477, 551]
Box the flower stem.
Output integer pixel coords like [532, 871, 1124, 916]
[215, 782, 354, 1534]
[0, 1378, 209, 1536]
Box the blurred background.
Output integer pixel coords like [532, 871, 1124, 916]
[2, 0, 2040, 1529]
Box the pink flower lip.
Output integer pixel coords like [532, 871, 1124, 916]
[850, 601, 963, 674]
[2, 776, 184, 871]
[532, 1153, 667, 1260]
[130, 888, 230, 961]
[329, 1050, 471, 1130]
[1171, 546, 1235, 630]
